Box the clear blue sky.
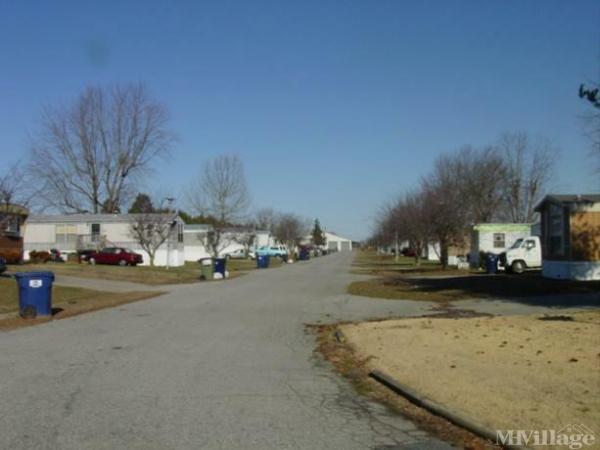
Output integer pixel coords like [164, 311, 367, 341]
[1, 1, 598, 240]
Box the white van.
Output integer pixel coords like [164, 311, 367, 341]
[501, 236, 542, 274]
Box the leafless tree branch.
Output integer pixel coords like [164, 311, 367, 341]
[29, 83, 174, 213]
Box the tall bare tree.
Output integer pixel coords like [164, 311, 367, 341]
[421, 152, 471, 268]
[496, 132, 556, 223]
[452, 146, 506, 223]
[394, 190, 431, 265]
[273, 213, 308, 256]
[187, 155, 250, 257]
[29, 83, 174, 213]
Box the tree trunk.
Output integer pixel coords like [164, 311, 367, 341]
[440, 243, 449, 269]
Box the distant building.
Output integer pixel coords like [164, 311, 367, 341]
[182, 224, 275, 261]
[323, 231, 353, 252]
[534, 194, 600, 280]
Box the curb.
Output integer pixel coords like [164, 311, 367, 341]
[369, 369, 528, 450]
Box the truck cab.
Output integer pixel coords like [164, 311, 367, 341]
[502, 236, 542, 274]
[255, 245, 288, 258]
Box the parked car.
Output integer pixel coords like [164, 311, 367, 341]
[0, 257, 6, 274]
[77, 249, 96, 263]
[84, 247, 143, 266]
[255, 245, 288, 258]
[401, 247, 416, 257]
[221, 248, 255, 259]
[500, 236, 542, 274]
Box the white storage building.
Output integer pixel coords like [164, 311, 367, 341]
[324, 231, 353, 252]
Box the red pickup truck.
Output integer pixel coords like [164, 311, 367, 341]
[85, 247, 143, 266]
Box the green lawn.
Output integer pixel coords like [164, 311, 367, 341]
[8, 257, 279, 285]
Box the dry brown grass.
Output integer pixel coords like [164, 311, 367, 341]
[310, 323, 495, 450]
[340, 312, 600, 444]
[8, 258, 267, 285]
[348, 272, 600, 304]
[0, 278, 162, 331]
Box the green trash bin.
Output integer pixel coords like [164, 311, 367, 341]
[200, 258, 214, 280]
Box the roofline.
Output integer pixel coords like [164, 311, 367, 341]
[534, 194, 600, 212]
[26, 213, 182, 224]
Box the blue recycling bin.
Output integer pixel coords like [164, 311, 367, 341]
[486, 254, 499, 274]
[213, 258, 227, 276]
[256, 254, 270, 269]
[298, 248, 310, 261]
[14, 271, 55, 317]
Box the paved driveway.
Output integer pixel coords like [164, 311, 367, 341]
[0, 252, 451, 450]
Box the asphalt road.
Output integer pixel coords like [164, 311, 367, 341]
[0, 252, 452, 450]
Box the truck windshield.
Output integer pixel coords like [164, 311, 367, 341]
[510, 239, 524, 249]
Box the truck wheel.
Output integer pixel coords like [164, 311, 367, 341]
[89, 258, 96, 265]
[511, 260, 525, 274]
[119, 259, 128, 267]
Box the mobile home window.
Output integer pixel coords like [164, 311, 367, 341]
[177, 224, 184, 243]
[548, 204, 564, 256]
[493, 233, 505, 248]
[91, 223, 101, 242]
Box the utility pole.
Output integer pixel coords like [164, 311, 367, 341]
[395, 230, 399, 263]
[162, 197, 175, 270]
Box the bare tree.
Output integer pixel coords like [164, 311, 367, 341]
[452, 146, 506, 223]
[496, 132, 556, 223]
[29, 83, 174, 213]
[129, 212, 177, 266]
[394, 190, 431, 266]
[254, 207, 276, 232]
[0, 162, 33, 234]
[187, 155, 250, 257]
[420, 152, 471, 268]
[234, 229, 256, 256]
[273, 213, 308, 256]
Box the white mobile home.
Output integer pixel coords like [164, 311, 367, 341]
[23, 214, 186, 267]
[183, 224, 212, 262]
[183, 225, 275, 262]
[469, 223, 532, 267]
[535, 194, 600, 281]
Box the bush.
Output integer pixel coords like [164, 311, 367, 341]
[29, 250, 51, 263]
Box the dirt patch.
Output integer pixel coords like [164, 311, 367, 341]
[309, 323, 498, 450]
[338, 312, 600, 446]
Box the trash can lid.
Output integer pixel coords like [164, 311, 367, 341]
[13, 271, 55, 279]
